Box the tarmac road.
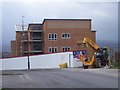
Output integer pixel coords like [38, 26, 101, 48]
[1, 68, 119, 88]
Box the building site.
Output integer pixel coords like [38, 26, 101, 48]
[9, 19, 116, 69]
[1, 18, 119, 89]
[1, 1, 119, 88]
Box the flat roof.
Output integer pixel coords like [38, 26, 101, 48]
[28, 23, 42, 30]
[29, 23, 42, 25]
[27, 18, 92, 28]
[42, 18, 92, 24]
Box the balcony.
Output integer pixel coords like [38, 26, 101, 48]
[21, 40, 28, 42]
[29, 30, 43, 32]
[32, 37, 42, 40]
[31, 40, 43, 42]
[21, 39, 43, 42]
[22, 50, 43, 53]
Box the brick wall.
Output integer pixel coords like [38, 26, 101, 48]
[11, 40, 16, 56]
[43, 20, 96, 58]
[11, 19, 96, 58]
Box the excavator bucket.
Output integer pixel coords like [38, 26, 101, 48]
[87, 55, 95, 65]
[78, 54, 95, 66]
[87, 57, 90, 63]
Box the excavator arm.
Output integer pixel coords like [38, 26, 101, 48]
[77, 37, 108, 68]
[77, 37, 101, 68]
[83, 37, 100, 50]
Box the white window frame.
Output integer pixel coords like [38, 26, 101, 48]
[48, 47, 58, 53]
[54, 47, 58, 52]
[48, 47, 52, 53]
[62, 46, 71, 52]
[61, 33, 71, 39]
[48, 33, 57, 41]
[48, 33, 52, 40]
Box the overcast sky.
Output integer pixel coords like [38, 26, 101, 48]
[1, 0, 119, 52]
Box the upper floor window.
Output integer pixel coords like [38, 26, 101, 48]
[62, 46, 71, 52]
[62, 33, 71, 39]
[32, 42, 42, 50]
[48, 33, 57, 41]
[32, 26, 41, 30]
[48, 47, 58, 53]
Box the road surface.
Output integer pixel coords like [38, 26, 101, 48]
[1, 68, 119, 88]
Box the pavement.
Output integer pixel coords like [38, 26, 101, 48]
[1, 68, 119, 88]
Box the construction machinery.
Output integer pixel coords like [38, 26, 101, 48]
[77, 37, 109, 69]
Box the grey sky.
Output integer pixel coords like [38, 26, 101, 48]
[1, 1, 119, 52]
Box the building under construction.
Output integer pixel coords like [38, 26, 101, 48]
[11, 19, 96, 57]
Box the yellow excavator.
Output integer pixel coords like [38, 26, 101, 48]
[77, 37, 109, 69]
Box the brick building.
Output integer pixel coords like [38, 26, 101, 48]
[11, 19, 96, 58]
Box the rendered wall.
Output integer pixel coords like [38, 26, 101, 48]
[0, 57, 28, 70]
[30, 52, 71, 69]
[0, 52, 83, 70]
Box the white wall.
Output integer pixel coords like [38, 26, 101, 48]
[30, 52, 71, 69]
[0, 57, 28, 70]
[69, 54, 83, 68]
[0, 52, 83, 70]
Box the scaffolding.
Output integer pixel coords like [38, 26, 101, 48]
[15, 22, 43, 56]
[30, 25, 43, 55]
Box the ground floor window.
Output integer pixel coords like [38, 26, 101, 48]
[48, 47, 58, 53]
[62, 46, 71, 52]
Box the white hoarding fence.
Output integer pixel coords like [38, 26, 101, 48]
[0, 52, 83, 70]
[0, 57, 28, 70]
[30, 52, 71, 69]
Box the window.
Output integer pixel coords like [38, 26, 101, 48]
[32, 32, 42, 40]
[48, 33, 57, 41]
[32, 42, 42, 50]
[48, 47, 58, 53]
[32, 26, 41, 30]
[62, 46, 71, 52]
[62, 33, 71, 39]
